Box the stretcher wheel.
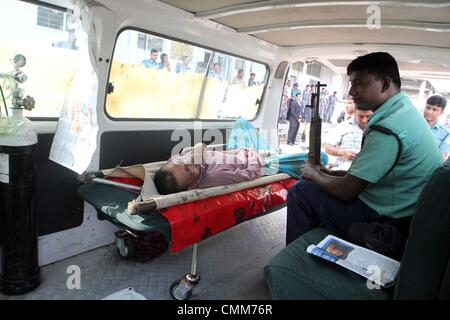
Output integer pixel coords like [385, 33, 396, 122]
[170, 280, 192, 300]
[116, 238, 134, 259]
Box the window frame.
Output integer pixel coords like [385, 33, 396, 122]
[104, 27, 271, 122]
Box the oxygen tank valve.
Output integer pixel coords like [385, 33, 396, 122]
[3, 54, 35, 111]
[12, 90, 35, 111]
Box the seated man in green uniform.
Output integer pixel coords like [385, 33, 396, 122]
[286, 52, 443, 253]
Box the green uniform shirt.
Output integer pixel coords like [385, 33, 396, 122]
[349, 92, 443, 218]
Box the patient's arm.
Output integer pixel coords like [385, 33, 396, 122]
[176, 143, 207, 165]
[246, 148, 264, 172]
[101, 165, 146, 180]
[79, 165, 146, 184]
[192, 142, 207, 165]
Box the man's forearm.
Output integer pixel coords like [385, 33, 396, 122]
[329, 170, 348, 177]
[310, 171, 358, 201]
[320, 167, 347, 177]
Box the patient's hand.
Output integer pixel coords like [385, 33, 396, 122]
[258, 150, 274, 158]
[77, 172, 96, 183]
[192, 143, 206, 165]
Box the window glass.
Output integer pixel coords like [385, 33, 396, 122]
[106, 29, 268, 120]
[0, 0, 88, 118]
[200, 53, 267, 120]
[107, 30, 211, 119]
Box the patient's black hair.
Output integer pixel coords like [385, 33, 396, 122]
[347, 52, 401, 89]
[427, 95, 447, 110]
[154, 167, 181, 195]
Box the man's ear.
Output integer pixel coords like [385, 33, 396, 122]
[381, 78, 391, 92]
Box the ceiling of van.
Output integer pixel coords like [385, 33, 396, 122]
[160, 0, 450, 90]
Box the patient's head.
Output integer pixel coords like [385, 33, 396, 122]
[154, 162, 201, 195]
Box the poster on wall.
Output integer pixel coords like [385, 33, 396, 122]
[49, 63, 99, 174]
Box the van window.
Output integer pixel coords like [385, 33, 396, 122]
[0, 0, 88, 119]
[200, 52, 267, 120]
[106, 29, 268, 120]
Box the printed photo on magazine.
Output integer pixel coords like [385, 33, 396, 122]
[307, 235, 401, 288]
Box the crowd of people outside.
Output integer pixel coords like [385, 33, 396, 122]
[141, 48, 261, 88]
[326, 93, 449, 167]
[281, 81, 343, 146]
[280, 76, 449, 165]
[280, 82, 340, 126]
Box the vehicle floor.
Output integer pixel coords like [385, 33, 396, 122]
[0, 208, 288, 300]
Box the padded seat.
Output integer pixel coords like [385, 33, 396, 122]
[264, 227, 392, 300]
[265, 159, 450, 300]
[77, 183, 171, 240]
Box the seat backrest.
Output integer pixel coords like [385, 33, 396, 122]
[394, 159, 450, 299]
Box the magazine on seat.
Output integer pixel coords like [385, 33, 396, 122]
[306, 235, 401, 288]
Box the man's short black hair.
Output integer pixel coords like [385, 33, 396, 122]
[154, 167, 181, 195]
[151, 48, 158, 54]
[427, 95, 447, 110]
[347, 52, 401, 89]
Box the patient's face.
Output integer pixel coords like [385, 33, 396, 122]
[165, 162, 200, 190]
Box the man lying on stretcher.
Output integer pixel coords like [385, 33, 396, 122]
[154, 143, 265, 194]
[154, 142, 330, 195]
[78, 144, 327, 197]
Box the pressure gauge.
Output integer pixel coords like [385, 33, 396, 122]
[13, 54, 26, 68]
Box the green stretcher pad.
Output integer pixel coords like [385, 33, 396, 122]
[77, 183, 171, 241]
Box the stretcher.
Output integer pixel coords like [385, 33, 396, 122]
[77, 169, 296, 300]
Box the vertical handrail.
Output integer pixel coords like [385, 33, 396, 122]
[194, 52, 216, 119]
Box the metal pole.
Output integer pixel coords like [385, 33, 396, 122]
[190, 243, 198, 276]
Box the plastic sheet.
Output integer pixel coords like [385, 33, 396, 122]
[264, 151, 329, 179]
[227, 117, 275, 152]
[160, 178, 296, 253]
[227, 117, 329, 179]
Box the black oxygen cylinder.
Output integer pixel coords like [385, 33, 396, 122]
[0, 111, 40, 295]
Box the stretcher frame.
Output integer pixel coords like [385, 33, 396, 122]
[78, 171, 293, 300]
[78, 143, 295, 299]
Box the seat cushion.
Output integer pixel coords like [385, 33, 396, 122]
[264, 227, 393, 300]
[394, 159, 450, 299]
